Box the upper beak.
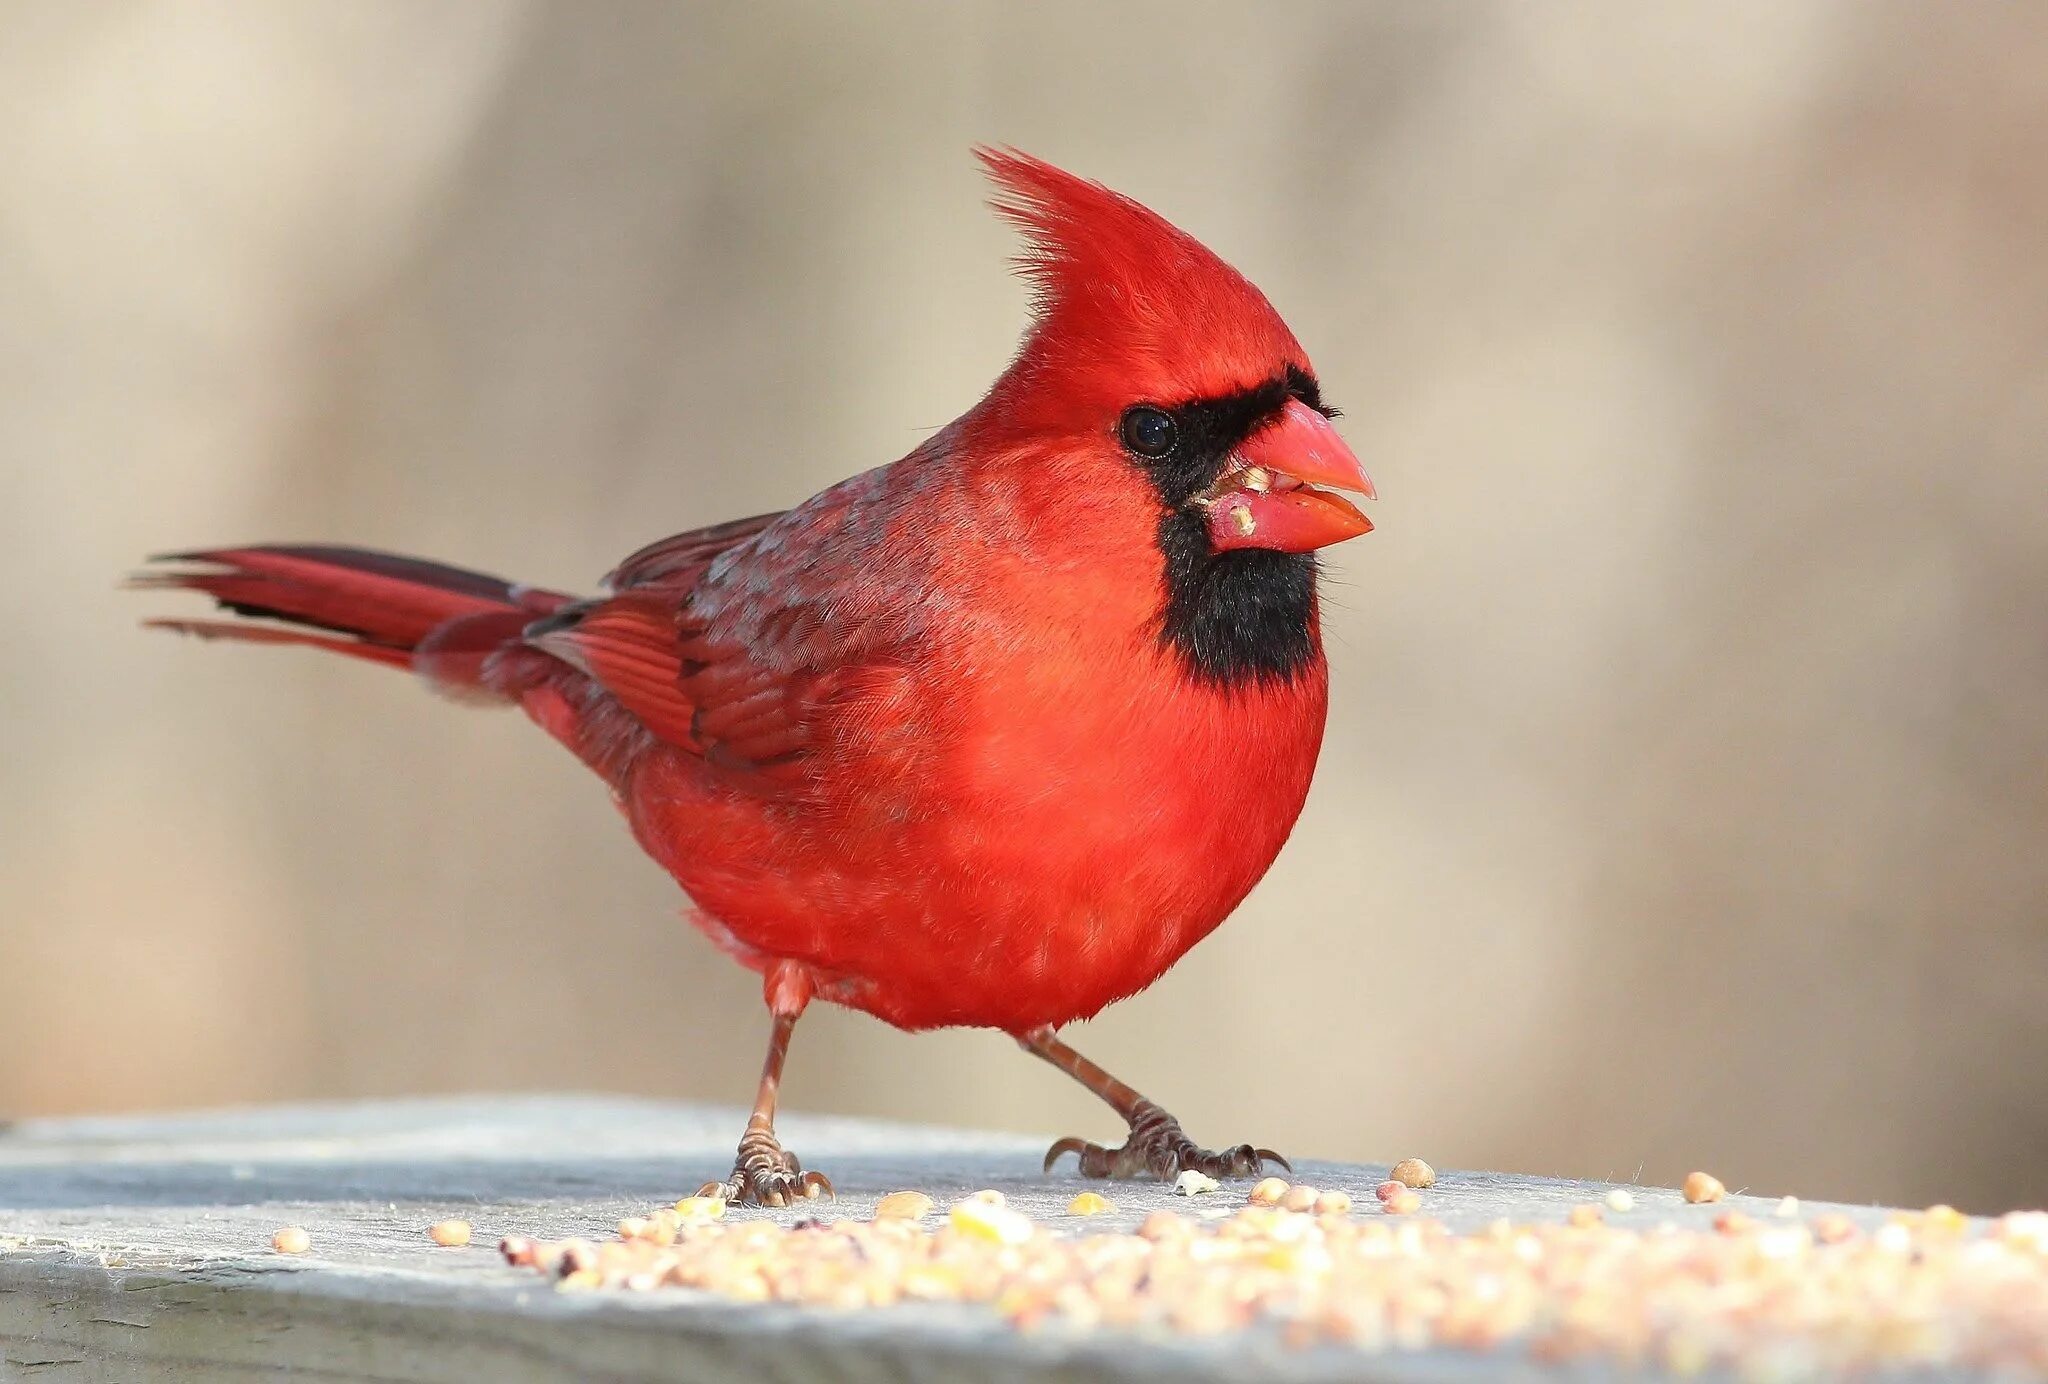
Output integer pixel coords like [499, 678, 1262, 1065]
[1205, 398, 1375, 553]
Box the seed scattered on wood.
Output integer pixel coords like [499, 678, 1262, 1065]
[1604, 1189, 1635, 1214]
[1754, 1225, 1810, 1261]
[1998, 1211, 2048, 1251]
[270, 1226, 309, 1254]
[1066, 1192, 1113, 1216]
[673, 1195, 726, 1222]
[498, 1235, 537, 1266]
[1682, 1171, 1726, 1204]
[1314, 1191, 1353, 1216]
[949, 1197, 1033, 1245]
[1776, 1196, 1801, 1218]
[1138, 1210, 1189, 1241]
[1921, 1204, 1968, 1237]
[1389, 1159, 1435, 1189]
[555, 1240, 599, 1276]
[968, 1188, 1006, 1206]
[874, 1190, 935, 1221]
[1279, 1185, 1321, 1213]
[1375, 1180, 1406, 1203]
[489, 1181, 2048, 1375]
[1173, 1170, 1220, 1196]
[1248, 1177, 1290, 1206]
[427, 1219, 471, 1247]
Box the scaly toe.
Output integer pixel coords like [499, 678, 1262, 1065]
[738, 1166, 806, 1207]
[707, 1135, 833, 1206]
[1186, 1142, 1292, 1179]
[1044, 1108, 1289, 1183]
[1043, 1136, 1094, 1175]
[1044, 1135, 1126, 1178]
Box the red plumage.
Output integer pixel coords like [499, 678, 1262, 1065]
[140, 150, 1375, 1198]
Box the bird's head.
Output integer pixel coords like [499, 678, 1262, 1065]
[972, 147, 1374, 560]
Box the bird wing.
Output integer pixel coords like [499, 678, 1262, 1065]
[603, 512, 784, 592]
[528, 469, 932, 792]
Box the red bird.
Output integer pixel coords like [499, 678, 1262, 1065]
[139, 149, 1375, 1204]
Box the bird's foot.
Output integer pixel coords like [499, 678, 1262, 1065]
[697, 1119, 833, 1207]
[1042, 1098, 1290, 1181]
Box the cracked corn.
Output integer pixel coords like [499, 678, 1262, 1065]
[496, 1191, 2048, 1376]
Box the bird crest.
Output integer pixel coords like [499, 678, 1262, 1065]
[975, 147, 1305, 407]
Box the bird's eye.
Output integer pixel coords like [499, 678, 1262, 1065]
[1120, 406, 1176, 459]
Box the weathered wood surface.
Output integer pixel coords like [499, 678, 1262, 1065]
[0, 1096, 1914, 1383]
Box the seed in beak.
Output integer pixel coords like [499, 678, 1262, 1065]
[1232, 506, 1256, 538]
[1242, 467, 1272, 494]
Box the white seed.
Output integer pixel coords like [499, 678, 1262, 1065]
[948, 1198, 1033, 1245]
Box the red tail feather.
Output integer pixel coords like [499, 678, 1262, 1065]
[135, 546, 574, 692]
[141, 618, 416, 669]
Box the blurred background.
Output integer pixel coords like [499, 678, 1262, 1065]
[2, 2, 2044, 1214]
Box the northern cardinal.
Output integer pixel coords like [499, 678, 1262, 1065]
[139, 149, 1374, 1204]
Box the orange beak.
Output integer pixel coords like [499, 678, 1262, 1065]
[1204, 399, 1375, 553]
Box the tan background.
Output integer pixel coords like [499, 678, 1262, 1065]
[3, 2, 2044, 1213]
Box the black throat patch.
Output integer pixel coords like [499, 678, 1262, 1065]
[1134, 368, 1331, 687]
[1156, 514, 1319, 686]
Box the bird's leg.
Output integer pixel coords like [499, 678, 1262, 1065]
[1017, 1025, 1290, 1181]
[697, 963, 832, 1207]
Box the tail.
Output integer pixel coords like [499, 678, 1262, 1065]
[135, 545, 577, 696]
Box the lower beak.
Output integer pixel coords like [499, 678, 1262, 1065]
[1205, 399, 1375, 553]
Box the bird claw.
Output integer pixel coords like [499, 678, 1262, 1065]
[1042, 1136, 1095, 1176]
[699, 1165, 833, 1208]
[703, 1123, 835, 1207]
[1042, 1100, 1290, 1181]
